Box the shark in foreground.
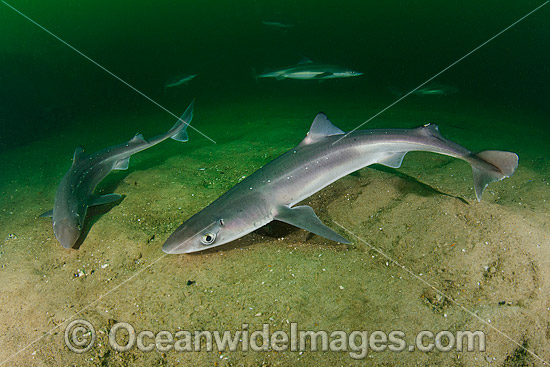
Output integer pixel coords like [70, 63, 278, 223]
[256, 58, 362, 81]
[41, 100, 194, 249]
[163, 112, 518, 254]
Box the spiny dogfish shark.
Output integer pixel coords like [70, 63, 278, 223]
[163, 112, 518, 254]
[388, 82, 459, 97]
[256, 58, 362, 81]
[164, 74, 197, 90]
[41, 100, 194, 249]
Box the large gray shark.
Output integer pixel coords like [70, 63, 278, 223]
[41, 100, 194, 249]
[163, 112, 518, 254]
[256, 58, 362, 81]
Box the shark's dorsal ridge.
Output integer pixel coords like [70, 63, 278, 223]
[73, 147, 85, 165]
[298, 57, 313, 64]
[301, 113, 345, 145]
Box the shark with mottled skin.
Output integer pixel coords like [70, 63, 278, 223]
[163, 112, 518, 254]
[41, 100, 194, 249]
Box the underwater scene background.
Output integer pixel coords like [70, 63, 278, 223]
[1, 0, 549, 365]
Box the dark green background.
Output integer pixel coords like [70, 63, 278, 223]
[1, 0, 548, 151]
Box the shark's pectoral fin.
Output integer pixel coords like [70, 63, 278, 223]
[88, 193, 122, 207]
[114, 157, 130, 170]
[39, 209, 53, 218]
[377, 152, 407, 168]
[274, 205, 350, 244]
[317, 72, 332, 79]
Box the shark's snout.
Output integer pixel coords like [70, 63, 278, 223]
[53, 220, 81, 249]
[162, 225, 196, 254]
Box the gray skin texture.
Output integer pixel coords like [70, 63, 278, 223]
[163, 113, 518, 254]
[47, 100, 194, 249]
[257, 59, 362, 81]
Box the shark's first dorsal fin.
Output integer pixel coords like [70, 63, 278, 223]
[73, 147, 85, 165]
[300, 113, 345, 145]
[298, 57, 313, 64]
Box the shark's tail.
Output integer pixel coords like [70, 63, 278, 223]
[169, 99, 194, 142]
[471, 150, 518, 202]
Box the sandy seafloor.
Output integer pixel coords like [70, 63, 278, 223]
[0, 92, 549, 366]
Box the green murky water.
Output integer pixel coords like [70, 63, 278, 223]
[1, 1, 549, 366]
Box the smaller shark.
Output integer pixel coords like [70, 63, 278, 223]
[262, 20, 295, 30]
[388, 82, 458, 97]
[256, 58, 362, 81]
[41, 100, 194, 249]
[164, 74, 197, 90]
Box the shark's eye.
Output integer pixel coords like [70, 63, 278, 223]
[201, 233, 216, 245]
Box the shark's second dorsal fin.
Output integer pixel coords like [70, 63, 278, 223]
[130, 133, 147, 144]
[416, 123, 444, 140]
[73, 147, 85, 165]
[300, 113, 345, 145]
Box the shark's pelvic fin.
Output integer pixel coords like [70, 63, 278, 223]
[170, 99, 194, 142]
[113, 157, 131, 170]
[39, 209, 53, 218]
[274, 205, 351, 244]
[88, 193, 122, 207]
[472, 150, 518, 202]
[377, 152, 407, 168]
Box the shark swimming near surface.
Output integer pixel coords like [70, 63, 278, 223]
[163, 112, 518, 254]
[256, 58, 362, 81]
[41, 100, 194, 249]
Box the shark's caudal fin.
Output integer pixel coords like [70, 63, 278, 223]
[170, 99, 194, 142]
[471, 150, 518, 202]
